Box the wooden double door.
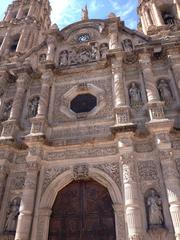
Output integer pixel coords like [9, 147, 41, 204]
[48, 180, 116, 240]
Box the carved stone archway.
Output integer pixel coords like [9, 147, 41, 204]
[36, 167, 126, 240]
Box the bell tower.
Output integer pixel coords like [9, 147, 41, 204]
[138, 0, 180, 35]
[0, 0, 51, 57]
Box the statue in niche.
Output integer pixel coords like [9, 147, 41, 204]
[146, 189, 164, 229]
[68, 49, 77, 65]
[78, 48, 91, 63]
[129, 82, 142, 107]
[81, 5, 89, 21]
[123, 39, 133, 53]
[59, 50, 68, 66]
[158, 80, 173, 105]
[5, 198, 20, 232]
[39, 53, 46, 63]
[163, 13, 175, 25]
[2, 100, 13, 120]
[91, 43, 100, 61]
[100, 43, 109, 59]
[28, 96, 39, 118]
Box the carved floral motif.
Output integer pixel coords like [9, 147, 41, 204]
[10, 173, 26, 190]
[94, 162, 121, 188]
[73, 164, 89, 180]
[138, 161, 159, 181]
[43, 167, 69, 191]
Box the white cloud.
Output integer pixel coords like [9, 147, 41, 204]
[50, 0, 82, 28]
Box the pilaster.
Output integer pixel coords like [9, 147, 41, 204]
[118, 132, 144, 240]
[15, 146, 40, 240]
[147, 120, 180, 240]
[30, 69, 53, 136]
[0, 71, 30, 140]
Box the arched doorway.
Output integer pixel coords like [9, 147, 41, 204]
[48, 179, 116, 240]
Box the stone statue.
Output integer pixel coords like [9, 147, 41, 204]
[163, 13, 175, 25]
[59, 50, 68, 66]
[68, 49, 77, 65]
[129, 82, 142, 107]
[158, 80, 173, 105]
[81, 5, 89, 21]
[3, 100, 13, 120]
[100, 43, 109, 59]
[78, 48, 91, 63]
[5, 198, 20, 232]
[91, 44, 100, 61]
[28, 96, 39, 118]
[123, 39, 133, 53]
[146, 189, 164, 228]
[39, 53, 46, 63]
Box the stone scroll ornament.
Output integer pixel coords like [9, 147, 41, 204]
[4, 197, 21, 233]
[145, 189, 165, 230]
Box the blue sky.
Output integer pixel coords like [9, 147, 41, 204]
[0, 0, 139, 30]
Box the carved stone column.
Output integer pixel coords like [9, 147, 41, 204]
[139, 52, 166, 121]
[0, 166, 8, 209]
[1, 72, 29, 139]
[16, 4, 24, 19]
[111, 55, 133, 127]
[144, 9, 152, 27]
[46, 36, 56, 63]
[4, 6, 13, 21]
[148, 120, 180, 240]
[119, 133, 144, 240]
[16, 28, 29, 53]
[113, 204, 126, 240]
[15, 158, 39, 240]
[0, 31, 10, 55]
[30, 70, 53, 135]
[151, 1, 164, 26]
[108, 21, 119, 50]
[28, 0, 36, 17]
[10, 73, 29, 120]
[175, 0, 180, 19]
[167, 48, 180, 89]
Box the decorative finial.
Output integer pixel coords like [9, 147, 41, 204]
[108, 12, 117, 19]
[81, 5, 89, 21]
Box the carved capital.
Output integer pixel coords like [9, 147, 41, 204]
[26, 161, 39, 171]
[16, 72, 30, 89]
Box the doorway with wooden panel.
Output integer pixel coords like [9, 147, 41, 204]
[48, 180, 116, 240]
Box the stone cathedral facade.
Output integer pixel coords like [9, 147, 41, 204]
[0, 0, 180, 239]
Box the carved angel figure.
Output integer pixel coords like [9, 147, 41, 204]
[146, 189, 164, 228]
[5, 198, 20, 232]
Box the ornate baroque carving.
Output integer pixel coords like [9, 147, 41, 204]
[43, 167, 69, 192]
[46, 146, 118, 161]
[94, 162, 121, 187]
[10, 173, 26, 190]
[73, 164, 89, 180]
[138, 161, 159, 181]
